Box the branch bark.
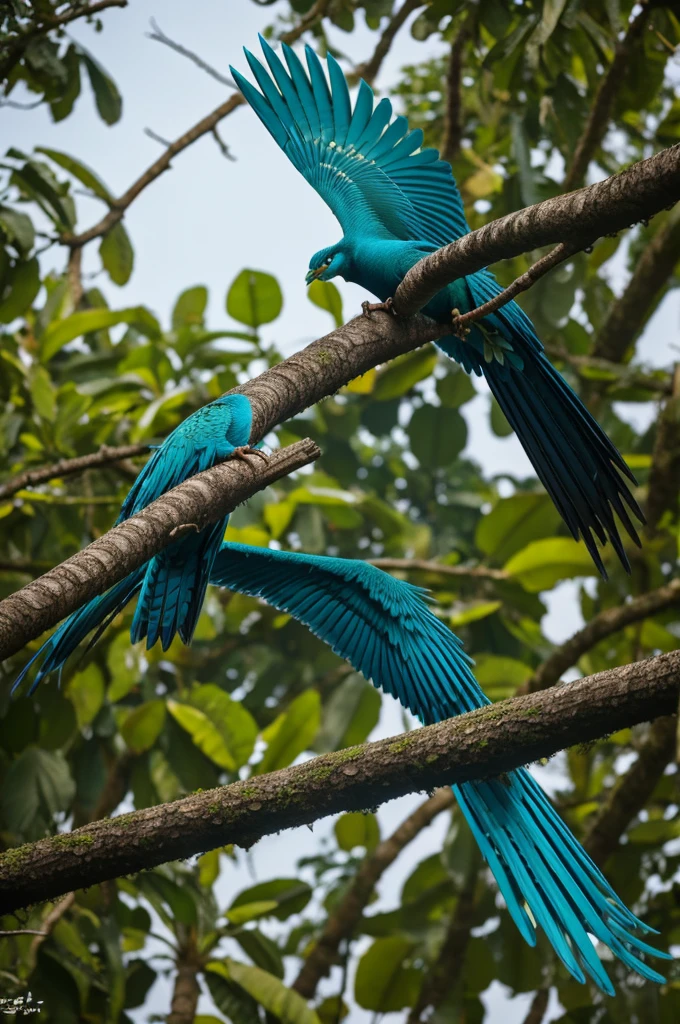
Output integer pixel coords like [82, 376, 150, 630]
[523, 577, 680, 693]
[353, 0, 425, 86]
[440, 21, 470, 165]
[0, 438, 319, 663]
[1, 649, 678, 914]
[562, 4, 651, 192]
[646, 364, 680, 533]
[393, 144, 680, 317]
[367, 558, 508, 581]
[0, 444, 149, 502]
[292, 788, 454, 998]
[168, 933, 202, 1024]
[521, 988, 550, 1024]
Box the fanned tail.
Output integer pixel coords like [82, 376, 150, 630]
[456, 770, 670, 995]
[12, 567, 145, 695]
[130, 519, 227, 651]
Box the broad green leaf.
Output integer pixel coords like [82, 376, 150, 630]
[373, 346, 437, 400]
[234, 928, 284, 979]
[450, 600, 501, 627]
[1, 748, 75, 834]
[225, 900, 280, 925]
[187, 684, 258, 769]
[107, 632, 142, 702]
[255, 689, 321, 774]
[531, 0, 569, 47]
[229, 879, 312, 921]
[208, 959, 321, 1024]
[204, 969, 261, 1024]
[475, 493, 560, 563]
[198, 849, 221, 888]
[50, 44, 81, 122]
[227, 268, 282, 328]
[505, 537, 597, 591]
[138, 872, 197, 925]
[36, 147, 113, 202]
[437, 369, 476, 408]
[66, 664, 105, 728]
[315, 673, 381, 752]
[354, 936, 420, 1011]
[99, 222, 134, 285]
[121, 700, 166, 753]
[29, 365, 56, 421]
[81, 52, 122, 124]
[167, 699, 238, 771]
[490, 395, 512, 436]
[474, 655, 532, 701]
[335, 811, 380, 852]
[172, 285, 208, 330]
[408, 404, 467, 468]
[42, 306, 160, 359]
[307, 279, 343, 327]
[0, 205, 35, 255]
[0, 257, 40, 322]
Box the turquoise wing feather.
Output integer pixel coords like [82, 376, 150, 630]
[209, 542, 669, 993]
[231, 37, 469, 245]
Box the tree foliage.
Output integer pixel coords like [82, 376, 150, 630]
[1, 1, 679, 1022]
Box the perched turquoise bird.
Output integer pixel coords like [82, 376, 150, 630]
[12, 394, 257, 694]
[210, 543, 669, 993]
[231, 38, 643, 577]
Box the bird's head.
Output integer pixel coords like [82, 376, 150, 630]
[305, 243, 348, 284]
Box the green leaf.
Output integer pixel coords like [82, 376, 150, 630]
[227, 268, 283, 328]
[29, 365, 57, 421]
[490, 396, 513, 437]
[187, 685, 258, 769]
[36, 147, 113, 202]
[436, 369, 475, 408]
[531, 0, 569, 47]
[41, 306, 159, 359]
[172, 285, 208, 330]
[450, 600, 501, 627]
[474, 655, 532, 701]
[208, 959, 322, 1024]
[255, 689, 321, 774]
[0, 257, 40, 322]
[335, 811, 380, 852]
[2, 748, 75, 834]
[229, 879, 312, 921]
[475, 493, 560, 563]
[225, 900, 280, 925]
[138, 872, 197, 925]
[354, 936, 420, 1011]
[315, 673, 381, 752]
[307, 279, 343, 327]
[234, 928, 284, 979]
[0, 205, 35, 255]
[65, 664, 105, 728]
[99, 222, 134, 286]
[121, 700, 166, 754]
[50, 44, 81, 122]
[204, 970, 261, 1024]
[504, 537, 597, 591]
[81, 52, 122, 125]
[167, 699, 239, 771]
[373, 347, 437, 401]
[408, 404, 467, 468]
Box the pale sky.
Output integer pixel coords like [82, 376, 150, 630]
[2, 2, 678, 1020]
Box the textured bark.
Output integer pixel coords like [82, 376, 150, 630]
[393, 144, 680, 316]
[168, 937, 202, 1024]
[292, 788, 454, 998]
[563, 4, 651, 192]
[521, 988, 550, 1024]
[592, 208, 680, 364]
[0, 444, 149, 501]
[583, 715, 677, 867]
[1, 650, 678, 914]
[368, 557, 508, 581]
[523, 578, 680, 693]
[440, 22, 469, 165]
[353, 0, 425, 86]
[646, 365, 680, 533]
[0, 438, 319, 663]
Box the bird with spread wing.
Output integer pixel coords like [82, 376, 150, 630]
[231, 37, 643, 578]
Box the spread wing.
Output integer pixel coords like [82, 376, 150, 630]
[231, 37, 469, 246]
[209, 542, 485, 725]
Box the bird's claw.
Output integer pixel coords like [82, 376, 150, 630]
[451, 308, 471, 340]
[362, 297, 395, 318]
[231, 445, 269, 463]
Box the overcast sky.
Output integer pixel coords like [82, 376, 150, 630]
[3, 2, 678, 1020]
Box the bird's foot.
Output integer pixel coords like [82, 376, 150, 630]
[231, 445, 269, 463]
[450, 308, 471, 340]
[362, 296, 395, 318]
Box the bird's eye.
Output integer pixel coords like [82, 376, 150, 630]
[324, 255, 333, 265]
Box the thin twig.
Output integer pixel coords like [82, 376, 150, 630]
[0, 444, 149, 501]
[27, 892, 75, 967]
[368, 557, 508, 581]
[0, 929, 47, 936]
[353, 0, 426, 86]
[144, 127, 172, 148]
[146, 18, 236, 88]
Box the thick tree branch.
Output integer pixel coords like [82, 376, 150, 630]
[292, 788, 454, 998]
[523, 578, 680, 693]
[0, 439, 319, 664]
[1, 650, 678, 914]
[168, 933, 201, 1024]
[440, 21, 470, 165]
[353, 0, 425, 86]
[0, 444, 149, 502]
[368, 558, 508, 581]
[393, 144, 680, 317]
[592, 207, 680, 364]
[563, 4, 651, 192]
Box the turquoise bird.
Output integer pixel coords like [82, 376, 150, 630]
[12, 393, 259, 695]
[230, 38, 643, 577]
[210, 542, 669, 993]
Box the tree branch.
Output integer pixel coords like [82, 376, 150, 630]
[1, 649, 678, 914]
[367, 558, 508, 581]
[0, 444, 149, 502]
[0, 439, 320, 663]
[522, 577, 680, 693]
[563, 4, 651, 192]
[168, 933, 201, 1024]
[521, 989, 550, 1024]
[645, 364, 680, 533]
[392, 144, 680, 317]
[353, 0, 425, 86]
[543, 344, 673, 396]
[591, 207, 680, 364]
[440, 21, 470, 165]
[292, 788, 454, 998]
[146, 18, 235, 88]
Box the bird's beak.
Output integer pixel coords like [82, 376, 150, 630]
[305, 267, 323, 285]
